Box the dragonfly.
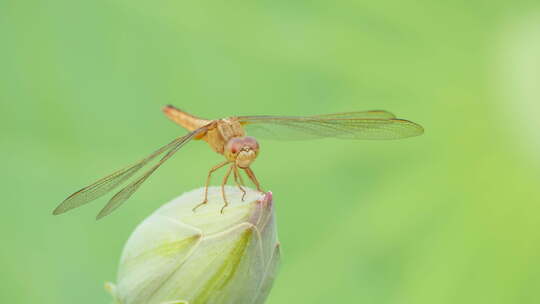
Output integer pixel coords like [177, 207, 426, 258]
[53, 105, 424, 219]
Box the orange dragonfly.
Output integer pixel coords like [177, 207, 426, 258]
[53, 105, 423, 219]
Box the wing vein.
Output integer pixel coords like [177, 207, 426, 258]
[95, 131, 197, 219]
[53, 129, 201, 216]
[237, 112, 423, 141]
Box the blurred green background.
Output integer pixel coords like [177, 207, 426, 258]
[2, 0, 540, 303]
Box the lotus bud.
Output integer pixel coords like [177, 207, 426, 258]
[106, 186, 280, 304]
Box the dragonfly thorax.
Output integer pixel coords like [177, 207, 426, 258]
[224, 136, 260, 168]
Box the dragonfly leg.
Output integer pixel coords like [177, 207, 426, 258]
[244, 167, 264, 192]
[235, 164, 246, 186]
[233, 166, 247, 201]
[220, 165, 234, 214]
[193, 160, 230, 212]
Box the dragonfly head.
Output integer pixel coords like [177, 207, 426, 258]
[225, 136, 260, 168]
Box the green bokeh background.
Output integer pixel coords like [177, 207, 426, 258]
[2, 1, 540, 303]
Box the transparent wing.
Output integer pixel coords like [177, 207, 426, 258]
[237, 111, 423, 141]
[95, 132, 196, 219]
[53, 130, 201, 217]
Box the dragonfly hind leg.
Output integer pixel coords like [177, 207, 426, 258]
[193, 160, 230, 212]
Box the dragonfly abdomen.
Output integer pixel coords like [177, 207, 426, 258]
[162, 105, 210, 132]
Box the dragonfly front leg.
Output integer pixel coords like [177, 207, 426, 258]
[220, 165, 234, 214]
[193, 160, 230, 212]
[244, 167, 263, 192]
[233, 166, 247, 201]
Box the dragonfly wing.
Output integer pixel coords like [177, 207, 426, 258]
[53, 130, 200, 216]
[95, 131, 196, 219]
[238, 112, 423, 140]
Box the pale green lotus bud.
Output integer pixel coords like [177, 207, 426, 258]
[106, 186, 280, 304]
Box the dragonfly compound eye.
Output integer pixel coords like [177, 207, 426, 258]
[225, 137, 245, 159]
[242, 136, 260, 151]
